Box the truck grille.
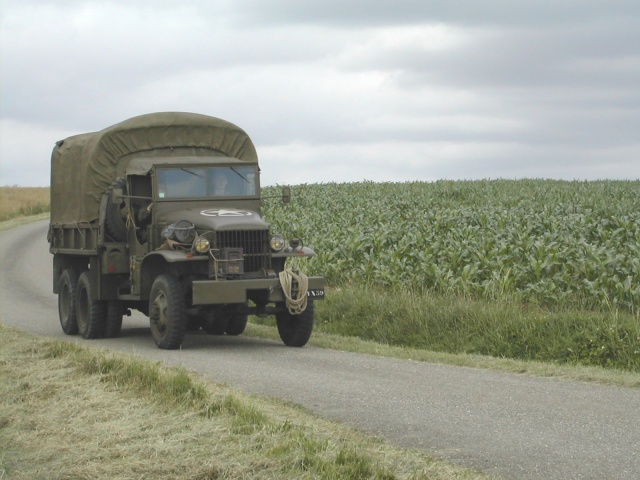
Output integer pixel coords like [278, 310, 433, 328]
[215, 230, 271, 272]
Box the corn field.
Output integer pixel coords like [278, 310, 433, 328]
[263, 179, 640, 314]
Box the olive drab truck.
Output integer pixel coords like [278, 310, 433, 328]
[48, 112, 324, 349]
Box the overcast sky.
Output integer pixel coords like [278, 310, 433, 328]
[1, 0, 639, 187]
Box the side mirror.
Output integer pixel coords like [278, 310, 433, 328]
[282, 187, 291, 204]
[112, 187, 124, 204]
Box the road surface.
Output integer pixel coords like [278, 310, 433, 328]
[1, 220, 639, 479]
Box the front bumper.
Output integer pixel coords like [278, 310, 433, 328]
[191, 276, 325, 305]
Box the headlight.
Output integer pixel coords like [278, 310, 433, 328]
[270, 234, 286, 252]
[193, 236, 210, 253]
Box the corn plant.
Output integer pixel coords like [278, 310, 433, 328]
[263, 179, 640, 314]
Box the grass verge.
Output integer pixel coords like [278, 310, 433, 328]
[0, 212, 49, 232]
[246, 323, 640, 389]
[251, 286, 640, 387]
[0, 186, 49, 223]
[0, 325, 491, 480]
[312, 286, 640, 372]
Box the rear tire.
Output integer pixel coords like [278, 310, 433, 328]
[58, 268, 79, 335]
[276, 300, 314, 347]
[149, 274, 186, 349]
[76, 271, 106, 339]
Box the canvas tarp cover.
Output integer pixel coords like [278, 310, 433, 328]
[50, 112, 258, 224]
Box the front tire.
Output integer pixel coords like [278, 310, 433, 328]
[149, 274, 186, 349]
[58, 268, 79, 335]
[76, 271, 106, 339]
[276, 300, 314, 347]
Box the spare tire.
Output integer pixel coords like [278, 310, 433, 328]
[105, 178, 128, 242]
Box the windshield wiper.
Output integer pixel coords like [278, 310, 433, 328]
[230, 167, 249, 183]
[181, 168, 204, 178]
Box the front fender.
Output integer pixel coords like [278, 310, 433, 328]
[138, 250, 207, 298]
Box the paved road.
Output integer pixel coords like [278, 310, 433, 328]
[2, 220, 639, 479]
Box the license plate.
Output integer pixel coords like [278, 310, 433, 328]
[306, 289, 325, 299]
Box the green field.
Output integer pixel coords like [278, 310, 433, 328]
[261, 180, 640, 371]
[264, 179, 639, 313]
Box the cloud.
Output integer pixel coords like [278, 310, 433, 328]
[222, 0, 639, 28]
[1, 0, 639, 186]
[0, 119, 74, 186]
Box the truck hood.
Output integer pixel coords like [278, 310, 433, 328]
[160, 208, 270, 232]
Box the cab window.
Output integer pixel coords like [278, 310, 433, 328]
[156, 166, 257, 199]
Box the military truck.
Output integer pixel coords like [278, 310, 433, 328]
[48, 112, 324, 349]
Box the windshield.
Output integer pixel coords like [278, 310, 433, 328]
[156, 166, 258, 199]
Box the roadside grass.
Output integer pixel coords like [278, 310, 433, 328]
[0, 212, 49, 232]
[245, 322, 640, 389]
[251, 285, 640, 384]
[308, 286, 640, 372]
[0, 186, 49, 222]
[0, 326, 490, 480]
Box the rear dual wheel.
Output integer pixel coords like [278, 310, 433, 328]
[59, 269, 123, 339]
[76, 272, 105, 339]
[58, 269, 79, 335]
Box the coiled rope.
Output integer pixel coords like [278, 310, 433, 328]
[279, 269, 309, 315]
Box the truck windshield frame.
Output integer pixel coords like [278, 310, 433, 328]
[155, 165, 258, 200]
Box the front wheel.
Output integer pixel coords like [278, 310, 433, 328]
[149, 274, 186, 349]
[76, 271, 106, 339]
[276, 300, 314, 347]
